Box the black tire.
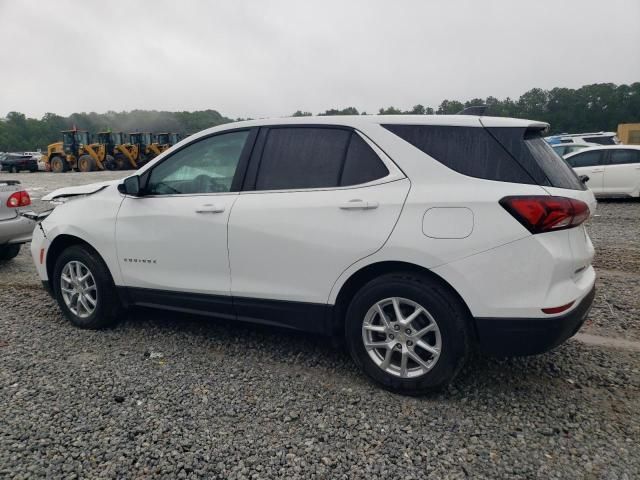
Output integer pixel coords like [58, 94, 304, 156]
[52, 245, 122, 329]
[50, 156, 68, 173]
[113, 154, 128, 170]
[104, 155, 115, 171]
[345, 272, 470, 394]
[10, 166, 18, 173]
[0, 244, 21, 260]
[78, 155, 96, 172]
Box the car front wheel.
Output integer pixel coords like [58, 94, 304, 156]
[52, 245, 122, 329]
[345, 272, 470, 394]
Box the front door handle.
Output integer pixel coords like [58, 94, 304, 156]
[339, 199, 379, 210]
[195, 204, 225, 214]
[590, 168, 604, 173]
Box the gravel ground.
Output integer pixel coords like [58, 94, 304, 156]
[1, 171, 639, 478]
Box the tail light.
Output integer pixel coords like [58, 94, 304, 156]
[500, 196, 590, 234]
[6, 191, 31, 208]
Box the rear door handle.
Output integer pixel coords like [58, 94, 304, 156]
[339, 199, 379, 210]
[195, 204, 225, 214]
[590, 168, 604, 173]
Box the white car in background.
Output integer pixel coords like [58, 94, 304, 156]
[565, 145, 640, 198]
[30, 115, 596, 394]
[546, 131, 620, 146]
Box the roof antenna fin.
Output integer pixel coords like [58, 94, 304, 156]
[456, 105, 488, 116]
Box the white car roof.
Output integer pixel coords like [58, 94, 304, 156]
[225, 114, 547, 130]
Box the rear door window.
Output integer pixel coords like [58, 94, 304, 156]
[253, 128, 389, 190]
[567, 150, 604, 168]
[609, 149, 640, 165]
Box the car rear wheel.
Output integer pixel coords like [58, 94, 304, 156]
[53, 245, 122, 329]
[345, 272, 470, 394]
[0, 244, 21, 260]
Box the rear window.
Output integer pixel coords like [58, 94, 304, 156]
[382, 125, 535, 185]
[383, 124, 585, 189]
[583, 136, 616, 145]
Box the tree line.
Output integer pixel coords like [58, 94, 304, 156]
[1, 82, 638, 152]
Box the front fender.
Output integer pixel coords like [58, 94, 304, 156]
[41, 188, 124, 285]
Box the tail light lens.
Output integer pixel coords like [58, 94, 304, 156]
[500, 196, 590, 234]
[6, 191, 31, 208]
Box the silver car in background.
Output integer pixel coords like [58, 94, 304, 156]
[0, 180, 36, 260]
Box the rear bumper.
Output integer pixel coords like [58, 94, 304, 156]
[474, 285, 595, 356]
[0, 214, 36, 245]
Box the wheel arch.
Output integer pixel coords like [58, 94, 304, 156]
[46, 234, 110, 284]
[330, 260, 476, 339]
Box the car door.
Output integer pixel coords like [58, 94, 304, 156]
[566, 149, 605, 194]
[227, 126, 410, 330]
[115, 128, 256, 312]
[603, 149, 640, 196]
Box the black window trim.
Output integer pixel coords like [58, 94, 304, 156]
[138, 127, 259, 197]
[240, 124, 401, 193]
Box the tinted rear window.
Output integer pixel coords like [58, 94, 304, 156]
[384, 124, 584, 190]
[521, 132, 585, 190]
[382, 125, 535, 185]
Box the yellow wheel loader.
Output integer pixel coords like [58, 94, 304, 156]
[45, 130, 108, 173]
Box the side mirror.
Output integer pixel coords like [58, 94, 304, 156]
[579, 175, 590, 184]
[118, 176, 141, 196]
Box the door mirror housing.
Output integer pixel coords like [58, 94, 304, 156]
[579, 175, 590, 184]
[118, 176, 142, 196]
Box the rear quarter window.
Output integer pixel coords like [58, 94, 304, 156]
[384, 124, 585, 190]
[382, 124, 536, 185]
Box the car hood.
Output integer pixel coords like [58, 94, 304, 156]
[42, 179, 121, 201]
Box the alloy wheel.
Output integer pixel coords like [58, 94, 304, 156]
[362, 297, 442, 378]
[60, 261, 98, 318]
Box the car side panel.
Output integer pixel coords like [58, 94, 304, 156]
[228, 179, 410, 304]
[38, 186, 125, 284]
[603, 162, 640, 196]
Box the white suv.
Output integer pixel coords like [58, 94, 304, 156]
[31, 115, 596, 394]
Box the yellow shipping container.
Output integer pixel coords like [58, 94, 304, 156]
[617, 123, 640, 145]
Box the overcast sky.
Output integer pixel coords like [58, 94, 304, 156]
[1, 0, 639, 119]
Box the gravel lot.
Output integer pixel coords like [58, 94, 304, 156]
[1, 171, 639, 479]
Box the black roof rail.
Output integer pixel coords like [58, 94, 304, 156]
[456, 105, 488, 116]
